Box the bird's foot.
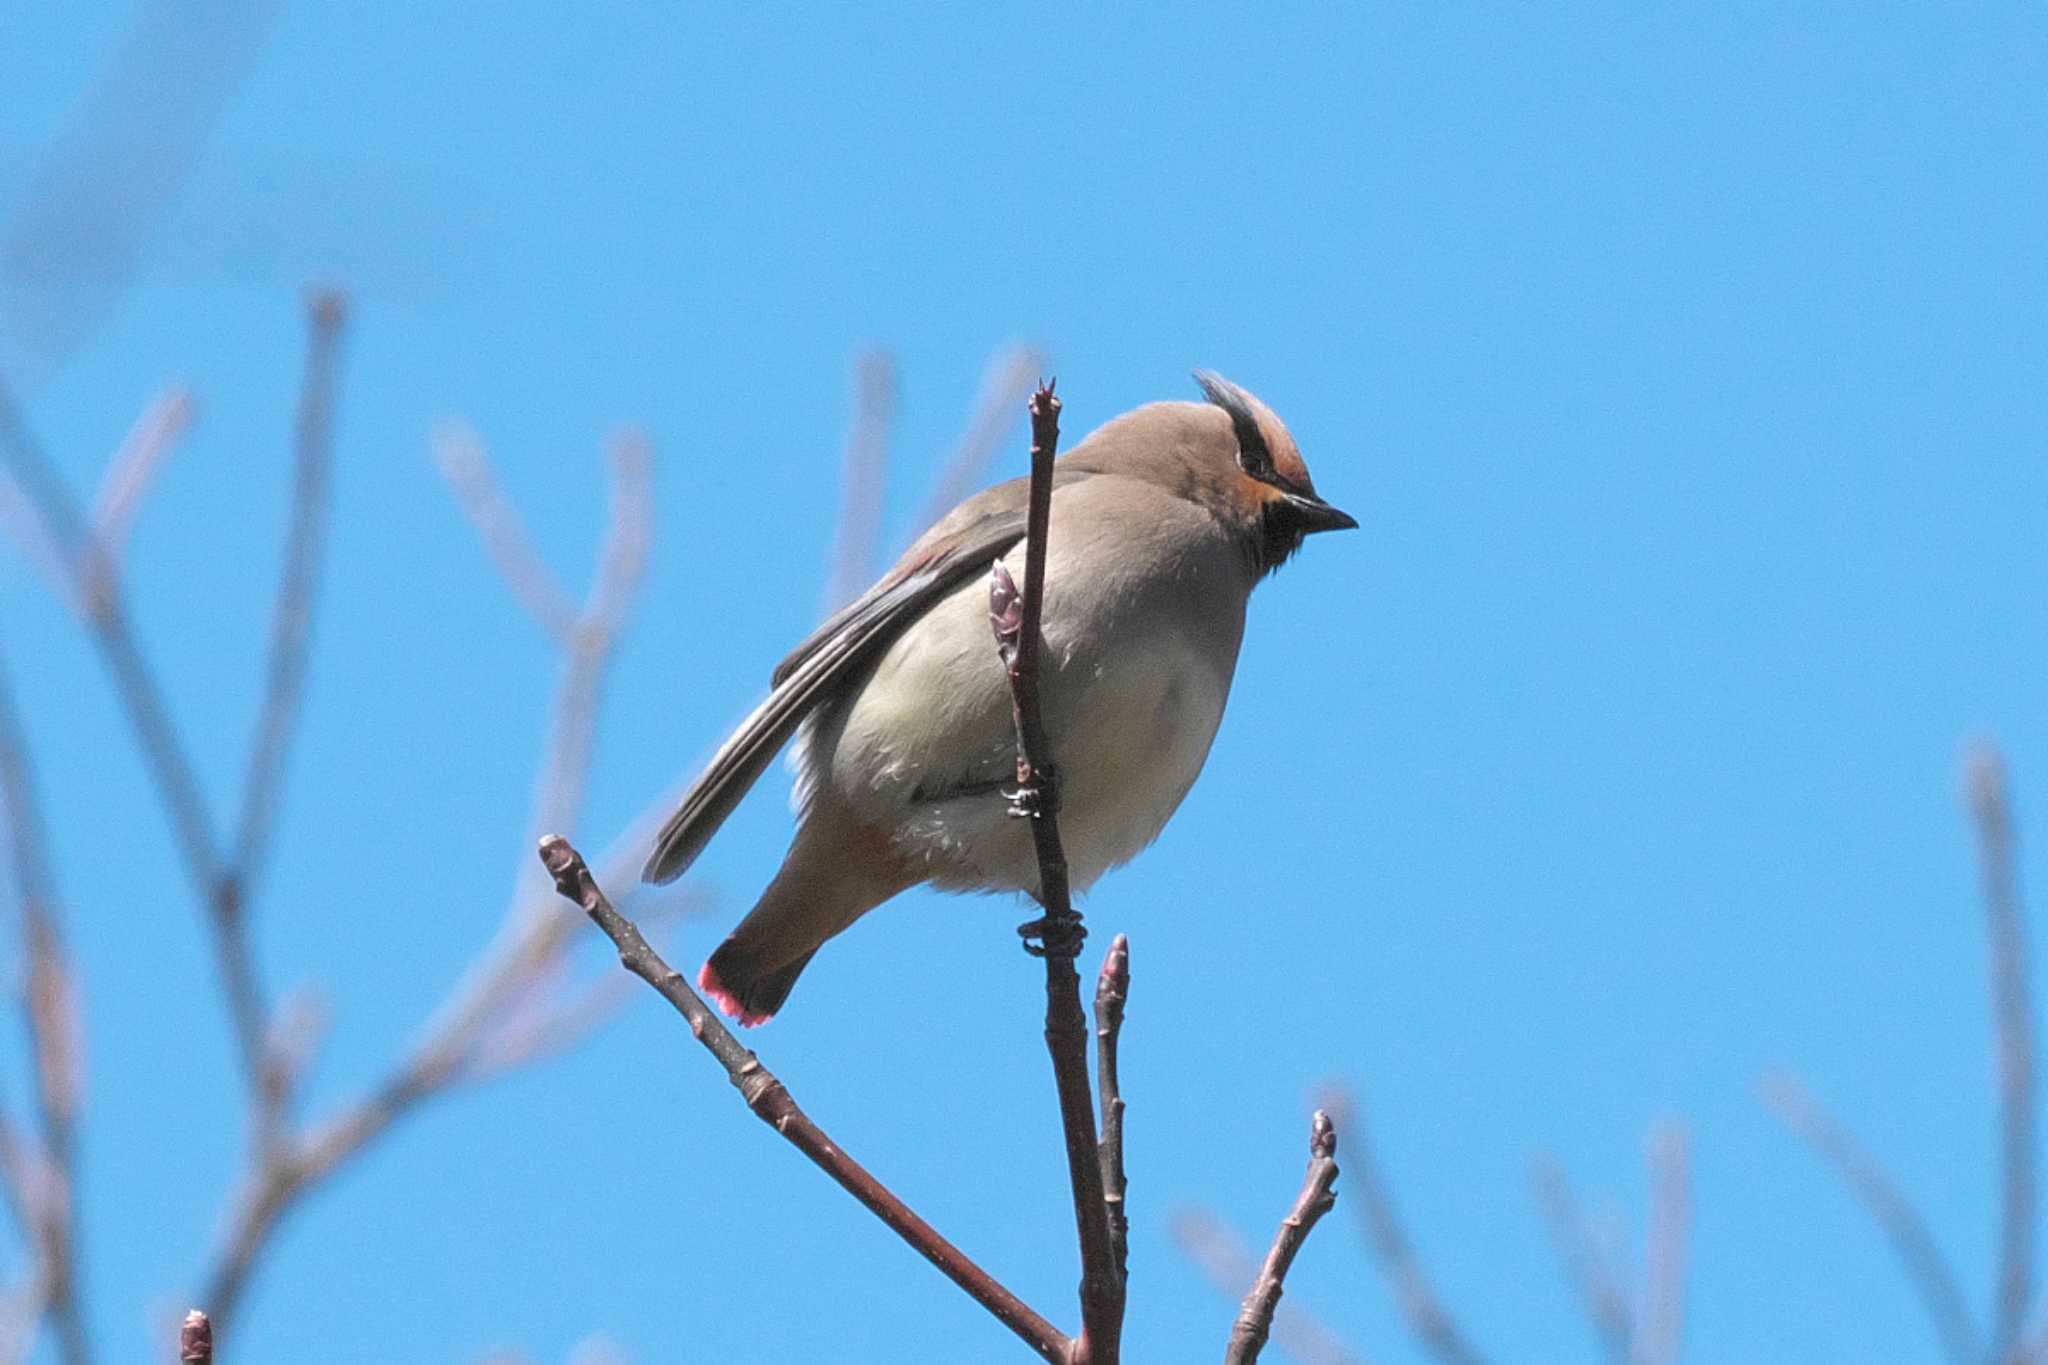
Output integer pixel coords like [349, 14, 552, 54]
[1004, 767, 1060, 820]
[1017, 909, 1086, 960]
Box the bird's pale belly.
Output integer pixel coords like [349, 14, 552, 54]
[806, 599, 1235, 901]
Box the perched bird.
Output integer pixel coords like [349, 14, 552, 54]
[644, 372, 1354, 1024]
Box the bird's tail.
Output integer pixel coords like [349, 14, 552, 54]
[700, 808, 916, 1026]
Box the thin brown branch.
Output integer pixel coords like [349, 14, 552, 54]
[0, 651, 91, 1365]
[1321, 1087, 1487, 1365]
[827, 347, 896, 609]
[1527, 1153, 1633, 1365]
[1970, 743, 2035, 1362]
[1095, 934, 1131, 1302]
[1638, 1121, 1690, 1365]
[1174, 1208, 1371, 1365]
[912, 345, 1046, 539]
[1760, 1067, 1979, 1365]
[179, 1310, 213, 1364]
[536, 835, 1070, 1364]
[991, 382, 1121, 1364]
[1227, 1111, 1343, 1365]
[433, 422, 582, 646]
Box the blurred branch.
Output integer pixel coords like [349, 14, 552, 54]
[1761, 1068, 1979, 1365]
[1969, 744, 2035, 1362]
[1226, 1111, 1343, 1365]
[1637, 1121, 1690, 1365]
[912, 345, 1045, 540]
[1321, 1087, 1487, 1365]
[992, 382, 1123, 1364]
[0, 651, 91, 1365]
[197, 424, 658, 1340]
[1174, 1208, 1369, 1365]
[536, 835, 1071, 1364]
[433, 423, 582, 646]
[826, 348, 895, 609]
[84, 387, 194, 606]
[1528, 1153, 1632, 1364]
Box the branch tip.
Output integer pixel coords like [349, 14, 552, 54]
[1310, 1109, 1337, 1161]
[180, 1309, 213, 1364]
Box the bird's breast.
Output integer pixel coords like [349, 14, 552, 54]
[801, 503, 1251, 898]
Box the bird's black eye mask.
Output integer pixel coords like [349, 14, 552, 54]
[1192, 369, 1307, 496]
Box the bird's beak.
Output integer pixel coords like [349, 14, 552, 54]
[1285, 492, 1358, 534]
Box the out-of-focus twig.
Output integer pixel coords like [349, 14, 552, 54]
[1969, 745, 2035, 1363]
[83, 387, 194, 607]
[1226, 1111, 1343, 1365]
[1761, 1068, 1979, 1365]
[1321, 1087, 1487, 1365]
[1174, 1208, 1370, 1365]
[1637, 1121, 1690, 1365]
[536, 835, 1070, 1365]
[992, 381, 1122, 1365]
[912, 345, 1045, 539]
[827, 348, 896, 609]
[432, 423, 581, 646]
[197, 424, 659, 1340]
[1528, 1153, 1632, 1365]
[0, 652, 90, 1365]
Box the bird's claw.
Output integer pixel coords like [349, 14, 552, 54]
[1016, 911, 1086, 960]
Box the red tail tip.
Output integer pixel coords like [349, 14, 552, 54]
[698, 961, 774, 1028]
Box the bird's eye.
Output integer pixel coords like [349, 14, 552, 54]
[1238, 442, 1274, 481]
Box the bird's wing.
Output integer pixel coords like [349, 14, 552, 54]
[641, 504, 1031, 885]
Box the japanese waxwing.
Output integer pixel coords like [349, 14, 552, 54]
[644, 372, 1355, 1024]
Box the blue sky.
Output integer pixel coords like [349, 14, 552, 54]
[2, 3, 2044, 1361]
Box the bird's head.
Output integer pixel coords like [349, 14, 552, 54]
[1187, 370, 1355, 573]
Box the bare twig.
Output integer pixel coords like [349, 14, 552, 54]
[912, 345, 1046, 539]
[1969, 745, 2035, 1362]
[1637, 1121, 1690, 1365]
[536, 835, 1069, 1364]
[827, 347, 896, 609]
[197, 427, 657, 1338]
[1174, 1209, 1369, 1365]
[0, 650, 90, 1365]
[1227, 1111, 1343, 1365]
[1761, 1067, 1979, 1364]
[1528, 1153, 1633, 1364]
[1095, 935, 1131, 1300]
[83, 386, 194, 605]
[179, 1309, 213, 1364]
[217, 291, 348, 1145]
[991, 382, 1121, 1364]
[1321, 1087, 1487, 1365]
[432, 422, 582, 646]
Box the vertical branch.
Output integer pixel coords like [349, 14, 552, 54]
[827, 347, 896, 609]
[990, 382, 1122, 1364]
[0, 653, 90, 1365]
[222, 290, 349, 1139]
[1225, 1110, 1343, 1365]
[1528, 1153, 1633, 1365]
[1637, 1121, 1690, 1365]
[179, 1311, 213, 1364]
[83, 386, 194, 609]
[1095, 934, 1131, 1303]
[1761, 1068, 1980, 1365]
[1970, 744, 2035, 1361]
